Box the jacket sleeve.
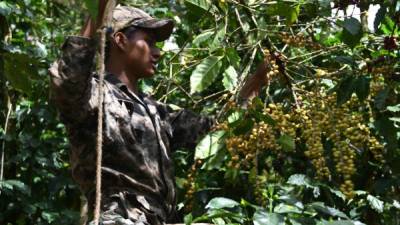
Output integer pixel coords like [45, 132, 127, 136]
[48, 36, 98, 123]
[156, 103, 215, 151]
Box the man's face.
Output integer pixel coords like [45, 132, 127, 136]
[122, 29, 161, 78]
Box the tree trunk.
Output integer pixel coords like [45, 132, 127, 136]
[360, 0, 369, 33]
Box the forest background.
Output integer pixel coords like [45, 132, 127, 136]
[0, 0, 399, 224]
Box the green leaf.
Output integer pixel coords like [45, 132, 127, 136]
[317, 220, 355, 225]
[374, 89, 389, 110]
[340, 29, 362, 48]
[83, 0, 98, 19]
[4, 53, 36, 96]
[274, 203, 302, 214]
[203, 145, 227, 170]
[0, 180, 31, 195]
[387, 104, 400, 112]
[227, 110, 244, 124]
[288, 174, 311, 187]
[184, 213, 193, 225]
[206, 197, 240, 209]
[278, 195, 304, 210]
[190, 56, 223, 93]
[185, 0, 217, 14]
[336, 75, 355, 105]
[41, 212, 59, 223]
[212, 218, 226, 225]
[253, 211, 285, 225]
[379, 16, 395, 35]
[195, 130, 226, 160]
[272, 3, 301, 26]
[193, 30, 214, 45]
[203, 208, 245, 223]
[389, 117, 400, 123]
[226, 48, 241, 69]
[326, 187, 346, 201]
[277, 134, 295, 151]
[222, 66, 238, 92]
[354, 76, 370, 101]
[374, 7, 387, 32]
[367, 195, 384, 213]
[343, 18, 361, 36]
[308, 202, 348, 219]
[210, 25, 226, 52]
[374, 116, 397, 150]
[340, 18, 363, 47]
[286, 4, 301, 26]
[233, 119, 254, 135]
[0, 2, 12, 16]
[290, 218, 317, 225]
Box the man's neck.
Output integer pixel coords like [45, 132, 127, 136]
[106, 62, 139, 94]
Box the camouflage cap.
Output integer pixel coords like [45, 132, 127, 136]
[111, 5, 174, 42]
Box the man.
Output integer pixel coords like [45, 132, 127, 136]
[49, 1, 269, 225]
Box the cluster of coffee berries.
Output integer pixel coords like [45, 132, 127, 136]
[370, 65, 393, 75]
[184, 159, 203, 212]
[280, 32, 307, 47]
[263, 49, 280, 79]
[280, 32, 321, 49]
[345, 121, 370, 147]
[295, 92, 331, 180]
[225, 121, 280, 170]
[334, 140, 356, 198]
[368, 137, 385, 163]
[254, 173, 268, 206]
[211, 121, 229, 132]
[217, 83, 386, 199]
[315, 69, 331, 79]
[226, 99, 237, 110]
[249, 122, 279, 153]
[266, 103, 297, 138]
[365, 56, 395, 78]
[225, 103, 296, 170]
[327, 97, 364, 198]
[370, 76, 386, 96]
[225, 135, 246, 169]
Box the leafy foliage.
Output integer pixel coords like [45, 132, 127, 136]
[1, 0, 400, 224]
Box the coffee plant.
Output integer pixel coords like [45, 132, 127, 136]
[0, 0, 399, 224]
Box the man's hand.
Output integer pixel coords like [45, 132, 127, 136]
[80, 0, 109, 38]
[238, 56, 271, 101]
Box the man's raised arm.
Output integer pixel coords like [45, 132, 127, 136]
[48, 1, 108, 123]
[80, 0, 108, 38]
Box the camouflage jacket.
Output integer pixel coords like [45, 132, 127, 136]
[49, 36, 213, 221]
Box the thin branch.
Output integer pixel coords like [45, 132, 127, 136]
[171, 80, 196, 103]
[0, 94, 12, 195]
[194, 90, 229, 107]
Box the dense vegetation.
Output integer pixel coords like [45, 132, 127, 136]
[0, 0, 399, 224]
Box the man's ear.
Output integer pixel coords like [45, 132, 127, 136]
[113, 32, 129, 52]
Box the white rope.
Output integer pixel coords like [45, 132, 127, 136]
[93, 0, 116, 224]
[93, 25, 106, 225]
